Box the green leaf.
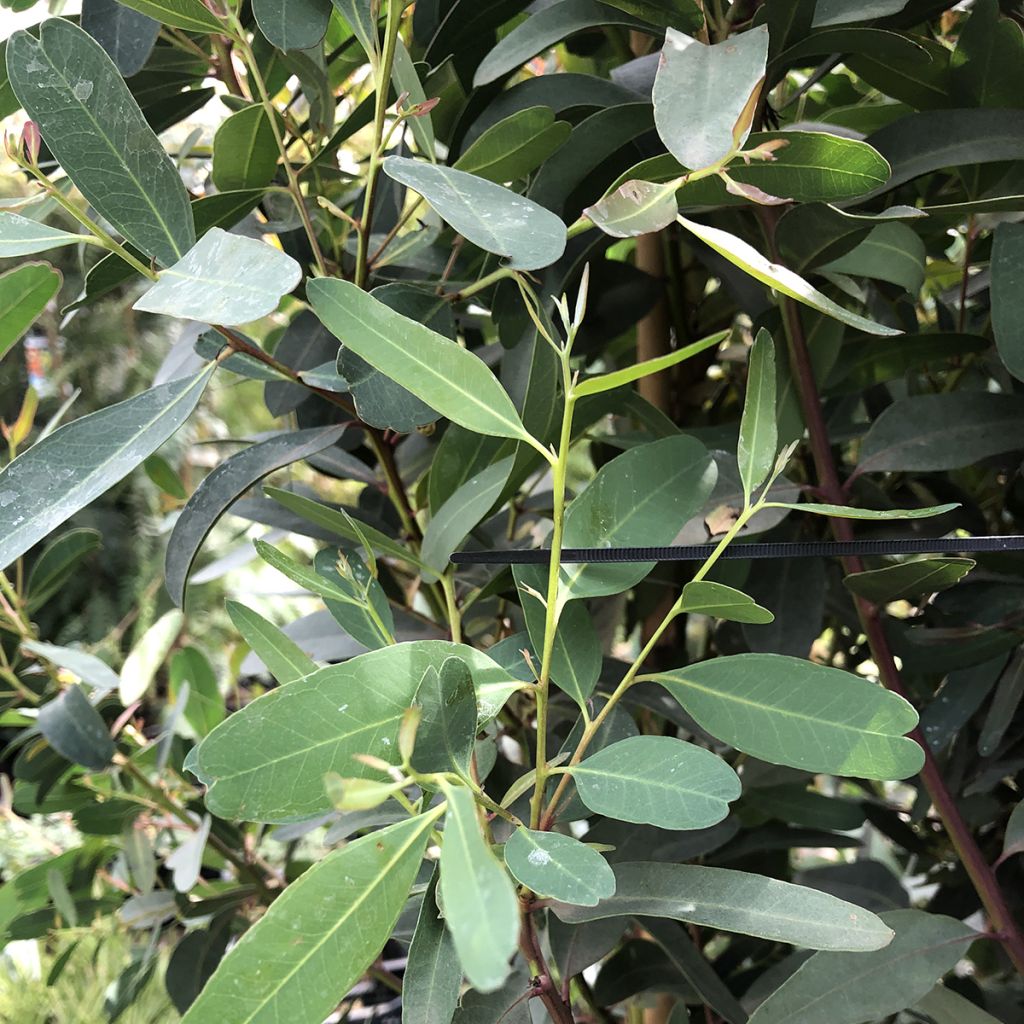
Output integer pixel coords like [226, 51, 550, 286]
[518, 587, 600, 708]
[21, 640, 120, 694]
[747, 909, 973, 1024]
[143, 454, 187, 500]
[992, 222, 1024, 383]
[644, 654, 925, 780]
[613, 131, 891, 206]
[403, 869, 461, 1024]
[473, 0, 648, 86]
[81, 0, 160, 77]
[770, 27, 930, 83]
[1001, 800, 1024, 864]
[412, 657, 478, 778]
[308, 278, 540, 448]
[253, 0, 332, 51]
[752, 784, 866, 832]
[212, 105, 279, 192]
[0, 213, 90, 258]
[820, 221, 926, 294]
[574, 331, 728, 396]
[978, 654, 1024, 757]
[37, 685, 114, 771]
[186, 642, 520, 822]
[382, 156, 567, 271]
[914, 985, 1007, 1024]
[165, 425, 346, 606]
[569, 735, 740, 829]
[226, 600, 318, 684]
[264, 486, 435, 572]
[107, 0, 223, 33]
[169, 647, 224, 738]
[134, 229, 302, 325]
[766, 500, 959, 520]
[180, 812, 437, 1024]
[422, 456, 513, 583]
[602, 0, 703, 30]
[8, 19, 195, 267]
[0, 365, 214, 571]
[392, 36, 435, 158]
[738, 328, 777, 500]
[439, 784, 519, 993]
[950, 0, 1024, 109]
[26, 529, 102, 611]
[677, 215, 901, 336]
[557, 435, 717, 600]
[455, 106, 570, 183]
[585, 178, 681, 239]
[653, 25, 769, 171]
[329, 0, 378, 62]
[120, 609, 183, 705]
[553, 862, 894, 951]
[844, 559, 975, 604]
[0, 263, 61, 361]
[504, 828, 615, 907]
[858, 393, 1024, 471]
[812, 0, 906, 25]
[46, 868, 78, 927]
[680, 581, 774, 624]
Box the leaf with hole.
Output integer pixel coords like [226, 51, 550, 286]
[645, 654, 925, 779]
[569, 736, 740, 829]
[504, 828, 615, 907]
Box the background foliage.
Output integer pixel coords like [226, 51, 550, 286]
[2, 1, 1024, 1022]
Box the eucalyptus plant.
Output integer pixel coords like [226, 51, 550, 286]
[1, 1, 1024, 1023]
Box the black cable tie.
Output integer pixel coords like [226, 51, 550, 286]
[450, 535, 1024, 565]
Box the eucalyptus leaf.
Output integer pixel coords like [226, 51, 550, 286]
[0, 365, 214, 570]
[0, 213, 91, 258]
[455, 106, 570, 183]
[212, 106, 279, 192]
[680, 581, 774, 624]
[403, 869, 461, 1024]
[107, 0, 223, 32]
[134, 229, 302, 325]
[81, 0, 160, 77]
[8, 19, 195, 266]
[21, 640, 120, 694]
[180, 813, 438, 1024]
[37, 685, 114, 771]
[991, 222, 1024, 383]
[253, 0, 332, 51]
[226, 600, 318, 684]
[412, 657, 478, 778]
[844, 559, 975, 604]
[120, 609, 183, 705]
[738, 329, 777, 500]
[586, 178, 683, 239]
[382, 156, 567, 270]
[504, 828, 615, 907]
[553, 862, 894, 951]
[645, 654, 925, 779]
[439, 785, 519, 993]
[0, 263, 61, 361]
[165, 425, 346, 606]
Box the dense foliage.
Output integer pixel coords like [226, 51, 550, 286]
[2, 0, 1024, 1022]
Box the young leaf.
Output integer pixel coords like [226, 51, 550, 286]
[37, 685, 114, 771]
[644, 654, 925, 779]
[568, 735, 741, 829]
[504, 828, 616, 907]
[8, 19, 195, 266]
[403, 869, 462, 1024]
[0, 364, 215, 570]
[81, 0, 160, 77]
[382, 156, 567, 270]
[653, 25, 770, 171]
[165, 425, 346, 606]
[308, 278, 541, 449]
[680, 581, 774, 624]
[677, 216, 902, 336]
[553, 862, 893, 951]
[226, 601, 318, 684]
[253, 0, 332, 52]
[574, 330, 727, 397]
[21, 640, 120, 694]
[585, 178, 682, 238]
[843, 559, 974, 604]
[421, 456, 513, 583]
[391, 36, 435, 159]
[766, 500, 959, 520]
[0, 263, 61, 361]
[747, 909, 974, 1024]
[0, 213, 91, 258]
[439, 784, 519, 993]
[412, 657, 478, 778]
[738, 329, 777, 500]
[120, 609, 184, 705]
[180, 812, 438, 1024]
[134, 229, 302, 324]
[314, 548, 395, 650]
[185, 642, 520, 822]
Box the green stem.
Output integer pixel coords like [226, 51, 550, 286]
[355, 0, 402, 288]
[539, 503, 758, 829]
[440, 572, 462, 644]
[444, 266, 516, 303]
